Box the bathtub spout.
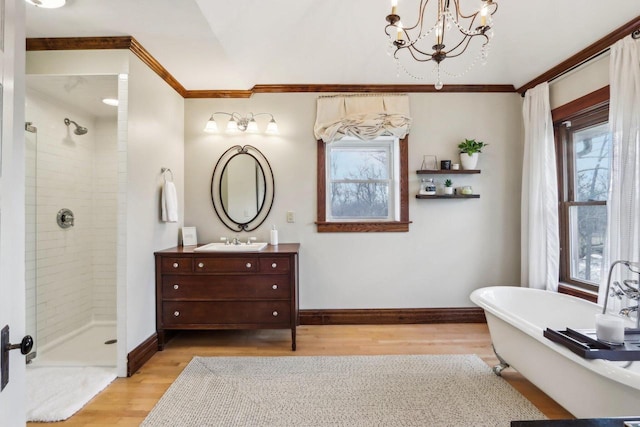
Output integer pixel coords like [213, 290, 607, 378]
[619, 305, 638, 318]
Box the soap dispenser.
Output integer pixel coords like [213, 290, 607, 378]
[270, 225, 278, 246]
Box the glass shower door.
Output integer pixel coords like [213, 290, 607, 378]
[24, 123, 37, 362]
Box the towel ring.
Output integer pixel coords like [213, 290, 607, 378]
[161, 167, 174, 181]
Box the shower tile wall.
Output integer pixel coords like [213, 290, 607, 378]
[25, 89, 117, 349]
[92, 117, 117, 321]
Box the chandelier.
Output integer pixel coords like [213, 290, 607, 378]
[385, 0, 498, 89]
[204, 112, 279, 134]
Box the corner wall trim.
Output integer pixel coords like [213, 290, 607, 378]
[299, 307, 486, 325]
[127, 333, 158, 377]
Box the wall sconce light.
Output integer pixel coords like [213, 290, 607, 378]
[204, 112, 279, 134]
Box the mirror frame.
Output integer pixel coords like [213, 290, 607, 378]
[211, 145, 274, 232]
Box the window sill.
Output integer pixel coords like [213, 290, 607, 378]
[316, 221, 411, 233]
[558, 283, 598, 303]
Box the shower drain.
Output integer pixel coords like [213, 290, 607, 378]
[104, 339, 117, 345]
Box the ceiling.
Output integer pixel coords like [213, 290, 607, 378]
[25, 0, 640, 91]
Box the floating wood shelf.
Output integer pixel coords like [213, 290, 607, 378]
[416, 169, 481, 174]
[415, 194, 480, 199]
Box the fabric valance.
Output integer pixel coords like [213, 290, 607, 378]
[313, 94, 411, 143]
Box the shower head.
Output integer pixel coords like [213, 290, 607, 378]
[64, 118, 88, 135]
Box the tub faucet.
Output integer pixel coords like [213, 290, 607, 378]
[603, 260, 640, 328]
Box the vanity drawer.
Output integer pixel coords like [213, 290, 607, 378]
[162, 301, 291, 326]
[194, 257, 258, 273]
[162, 275, 290, 300]
[161, 257, 193, 273]
[259, 257, 290, 274]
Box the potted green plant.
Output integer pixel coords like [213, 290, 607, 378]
[457, 139, 488, 170]
[443, 178, 453, 195]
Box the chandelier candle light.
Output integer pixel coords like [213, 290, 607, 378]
[204, 112, 279, 134]
[385, 0, 498, 89]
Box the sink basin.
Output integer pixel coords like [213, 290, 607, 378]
[193, 242, 268, 252]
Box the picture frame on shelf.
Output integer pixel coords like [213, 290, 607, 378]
[182, 226, 198, 246]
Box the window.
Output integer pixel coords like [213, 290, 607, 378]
[326, 137, 398, 221]
[555, 98, 610, 291]
[316, 136, 409, 232]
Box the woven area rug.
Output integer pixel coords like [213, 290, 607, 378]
[142, 354, 545, 426]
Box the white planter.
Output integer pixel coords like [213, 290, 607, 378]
[460, 152, 479, 170]
[444, 187, 453, 195]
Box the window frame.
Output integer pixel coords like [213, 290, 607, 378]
[316, 136, 410, 232]
[553, 87, 610, 293]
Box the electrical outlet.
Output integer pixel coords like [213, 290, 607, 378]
[286, 211, 295, 223]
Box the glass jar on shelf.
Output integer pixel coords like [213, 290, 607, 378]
[420, 178, 436, 195]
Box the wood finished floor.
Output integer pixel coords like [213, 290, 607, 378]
[28, 324, 573, 426]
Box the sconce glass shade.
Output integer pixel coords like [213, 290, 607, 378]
[246, 118, 259, 133]
[265, 118, 279, 134]
[226, 118, 239, 132]
[204, 117, 219, 133]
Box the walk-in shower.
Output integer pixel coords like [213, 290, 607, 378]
[64, 117, 88, 135]
[25, 75, 118, 368]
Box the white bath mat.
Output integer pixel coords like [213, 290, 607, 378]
[26, 366, 116, 422]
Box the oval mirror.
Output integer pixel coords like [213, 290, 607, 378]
[211, 145, 274, 231]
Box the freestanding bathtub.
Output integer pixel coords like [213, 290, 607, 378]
[470, 286, 640, 418]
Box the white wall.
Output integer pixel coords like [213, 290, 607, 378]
[185, 92, 523, 308]
[550, 53, 609, 110]
[124, 53, 184, 354]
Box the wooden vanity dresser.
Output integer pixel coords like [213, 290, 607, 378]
[154, 243, 300, 350]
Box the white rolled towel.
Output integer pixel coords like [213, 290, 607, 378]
[161, 180, 178, 222]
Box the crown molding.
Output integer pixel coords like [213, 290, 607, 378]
[26, 36, 515, 98]
[26, 36, 187, 96]
[517, 15, 640, 95]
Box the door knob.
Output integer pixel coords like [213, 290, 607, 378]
[6, 336, 34, 355]
[1, 325, 34, 391]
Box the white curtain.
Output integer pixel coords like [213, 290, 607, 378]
[598, 35, 640, 307]
[314, 94, 411, 143]
[521, 82, 560, 291]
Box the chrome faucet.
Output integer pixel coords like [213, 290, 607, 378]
[603, 260, 640, 328]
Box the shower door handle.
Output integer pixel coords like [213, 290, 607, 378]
[1, 325, 34, 391]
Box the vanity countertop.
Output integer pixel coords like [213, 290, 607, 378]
[155, 243, 300, 255]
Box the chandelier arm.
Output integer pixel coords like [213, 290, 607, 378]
[445, 35, 488, 59]
[408, 43, 437, 58]
[445, 27, 484, 56]
[402, 0, 430, 32]
[404, 46, 437, 62]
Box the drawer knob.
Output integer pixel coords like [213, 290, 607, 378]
[271, 262, 277, 268]
[246, 262, 252, 268]
[198, 262, 204, 268]
[173, 284, 179, 290]
[174, 311, 180, 317]
[272, 284, 278, 290]
[272, 311, 278, 317]
[172, 262, 179, 268]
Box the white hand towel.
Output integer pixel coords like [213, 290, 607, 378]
[161, 180, 178, 222]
